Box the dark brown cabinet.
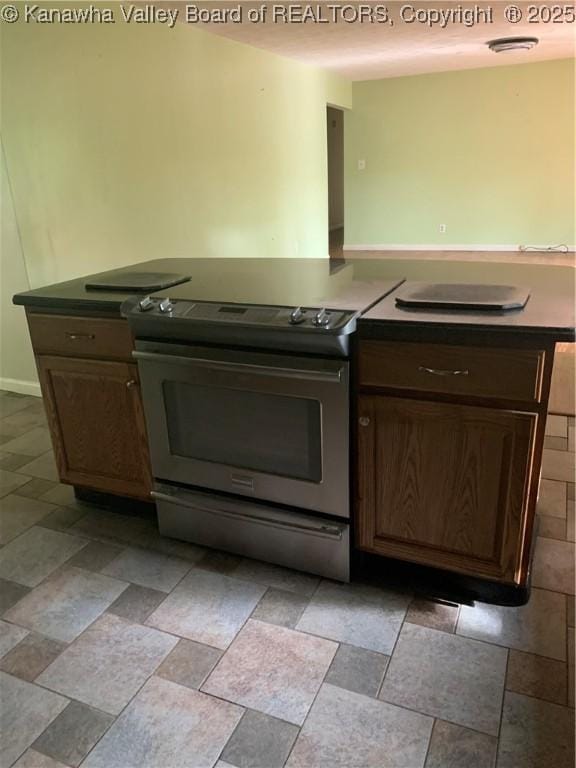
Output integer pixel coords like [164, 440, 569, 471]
[28, 312, 153, 500]
[356, 339, 553, 586]
[356, 395, 536, 583]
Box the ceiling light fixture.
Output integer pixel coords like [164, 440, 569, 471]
[487, 37, 539, 54]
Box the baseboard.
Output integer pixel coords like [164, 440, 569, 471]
[0, 377, 42, 397]
[344, 244, 576, 252]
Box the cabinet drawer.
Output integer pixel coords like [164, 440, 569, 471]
[27, 314, 134, 361]
[359, 341, 545, 403]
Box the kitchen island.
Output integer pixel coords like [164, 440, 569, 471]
[13, 256, 575, 604]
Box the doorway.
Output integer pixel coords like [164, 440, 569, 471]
[327, 106, 344, 259]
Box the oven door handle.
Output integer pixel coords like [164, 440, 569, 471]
[133, 351, 344, 383]
[151, 491, 345, 541]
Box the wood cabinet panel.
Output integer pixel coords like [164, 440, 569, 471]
[359, 341, 544, 404]
[27, 314, 133, 361]
[356, 395, 537, 583]
[37, 356, 152, 499]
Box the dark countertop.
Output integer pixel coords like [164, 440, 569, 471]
[13, 257, 575, 342]
[13, 258, 400, 316]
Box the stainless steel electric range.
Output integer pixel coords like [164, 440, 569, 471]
[122, 269, 403, 582]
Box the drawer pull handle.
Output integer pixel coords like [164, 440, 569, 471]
[126, 379, 137, 389]
[359, 417, 371, 427]
[66, 333, 95, 341]
[419, 366, 470, 377]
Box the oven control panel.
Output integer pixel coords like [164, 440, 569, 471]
[132, 298, 355, 331]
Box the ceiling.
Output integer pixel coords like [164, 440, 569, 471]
[175, 1, 575, 80]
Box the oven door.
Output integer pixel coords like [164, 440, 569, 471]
[134, 341, 349, 518]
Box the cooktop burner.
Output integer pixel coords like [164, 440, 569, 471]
[85, 272, 190, 292]
[395, 283, 530, 311]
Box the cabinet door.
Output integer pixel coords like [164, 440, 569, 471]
[37, 356, 152, 499]
[356, 395, 537, 583]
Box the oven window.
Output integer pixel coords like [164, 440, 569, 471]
[163, 381, 322, 482]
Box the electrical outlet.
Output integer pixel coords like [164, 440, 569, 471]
[358, 159, 366, 171]
[439, 224, 447, 234]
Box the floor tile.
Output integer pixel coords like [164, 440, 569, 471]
[1, 427, 53, 457]
[221, 709, 299, 768]
[425, 719, 497, 768]
[0, 526, 87, 587]
[0, 578, 31, 615]
[532, 537, 575, 595]
[0, 494, 57, 545]
[202, 619, 336, 725]
[538, 515, 566, 539]
[406, 597, 459, 633]
[498, 691, 575, 768]
[568, 595, 575, 628]
[0, 671, 68, 768]
[380, 623, 507, 736]
[233, 558, 320, 596]
[13, 749, 69, 768]
[5, 566, 127, 642]
[457, 587, 566, 660]
[18, 451, 60, 482]
[506, 649, 567, 705]
[569, 425, 575, 452]
[14, 478, 58, 500]
[545, 436, 569, 451]
[66, 540, 124, 572]
[546, 414, 568, 438]
[32, 701, 114, 768]
[38, 484, 77, 507]
[70, 508, 157, 548]
[107, 583, 166, 624]
[287, 683, 432, 768]
[0, 468, 30, 497]
[567, 499, 575, 542]
[82, 676, 242, 768]
[0, 395, 37, 419]
[38, 613, 177, 715]
[0, 618, 29, 657]
[156, 638, 221, 689]
[0, 632, 67, 681]
[537, 478, 568, 519]
[296, 580, 410, 655]
[102, 547, 191, 593]
[141, 531, 207, 563]
[39, 505, 87, 532]
[147, 569, 266, 649]
[542, 449, 575, 483]
[325, 643, 389, 698]
[251, 588, 310, 629]
[196, 549, 242, 574]
[569, 482, 576, 501]
[0, 451, 35, 471]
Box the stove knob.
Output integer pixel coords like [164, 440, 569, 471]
[159, 298, 174, 314]
[138, 296, 154, 312]
[289, 307, 306, 325]
[313, 308, 330, 327]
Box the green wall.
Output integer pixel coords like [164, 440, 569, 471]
[1, 20, 351, 287]
[345, 59, 575, 248]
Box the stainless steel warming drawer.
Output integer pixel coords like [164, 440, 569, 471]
[153, 484, 350, 582]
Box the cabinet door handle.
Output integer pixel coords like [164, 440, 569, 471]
[359, 417, 371, 427]
[66, 333, 95, 341]
[418, 366, 470, 377]
[126, 379, 137, 389]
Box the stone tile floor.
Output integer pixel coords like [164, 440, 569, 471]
[0, 389, 574, 768]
